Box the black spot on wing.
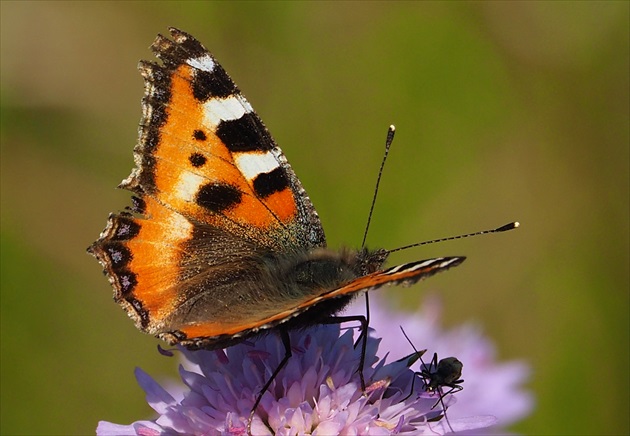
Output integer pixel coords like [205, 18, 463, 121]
[253, 167, 289, 198]
[193, 129, 207, 141]
[195, 183, 242, 213]
[216, 113, 273, 152]
[189, 153, 207, 168]
[192, 67, 236, 101]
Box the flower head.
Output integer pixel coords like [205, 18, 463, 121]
[347, 295, 534, 429]
[97, 322, 499, 435]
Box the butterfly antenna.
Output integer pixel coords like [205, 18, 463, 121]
[361, 125, 396, 248]
[387, 221, 520, 254]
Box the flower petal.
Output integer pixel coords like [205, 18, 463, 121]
[134, 367, 176, 414]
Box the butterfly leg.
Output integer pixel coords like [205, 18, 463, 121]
[353, 294, 370, 350]
[247, 329, 292, 436]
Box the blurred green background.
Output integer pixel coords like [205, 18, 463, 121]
[1, 2, 628, 434]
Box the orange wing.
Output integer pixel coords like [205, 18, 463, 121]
[122, 28, 325, 251]
[89, 28, 326, 336]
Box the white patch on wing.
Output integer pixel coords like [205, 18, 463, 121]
[167, 210, 193, 241]
[234, 151, 280, 181]
[175, 172, 206, 202]
[186, 54, 215, 72]
[203, 95, 253, 128]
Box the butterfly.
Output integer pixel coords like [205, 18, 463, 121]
[88, 27, 466, 429]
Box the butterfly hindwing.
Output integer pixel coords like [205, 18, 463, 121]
[170, 256, 465, 349]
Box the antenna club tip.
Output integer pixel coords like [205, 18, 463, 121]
[495, 221, 520, 232]
[389, 124, 396, 131]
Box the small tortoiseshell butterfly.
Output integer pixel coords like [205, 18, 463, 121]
[88, 27, 490, 431]
[88, 28, 465, 351]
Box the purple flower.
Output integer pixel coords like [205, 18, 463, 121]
[97, 323, 498, 435]
[346, 295, 534, 430]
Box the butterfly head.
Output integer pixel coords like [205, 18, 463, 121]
[356, 247, 389, 275]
